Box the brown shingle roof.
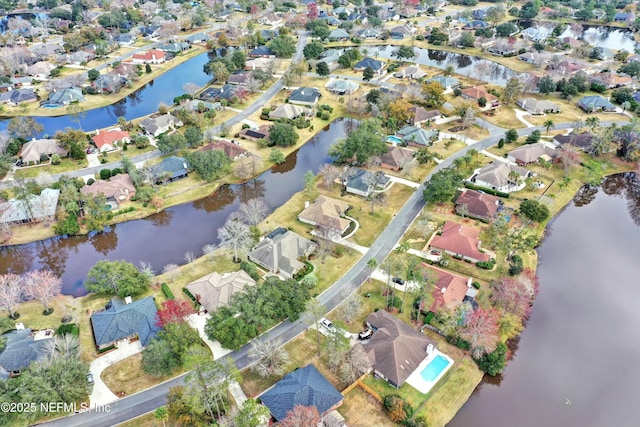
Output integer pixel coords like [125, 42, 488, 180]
[80, 173, 136, 201]
[200, 140, 247, 160]
[455, 189, 500, 220]
[363, 310, 434, 387]
[420, 263, 470, 311]
[185, 270, 256, 313]
[380, 146, 414, 171]
[429, 221, 490, 262]
[461, 85, 497, 102]
[298, 195, 350, 233]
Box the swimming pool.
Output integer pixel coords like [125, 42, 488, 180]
[420, 354, 450, 382]
[386, 135, 402, 145]
[406, 349, 453, 394]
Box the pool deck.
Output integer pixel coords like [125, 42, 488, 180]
[406, 349, 454, 395]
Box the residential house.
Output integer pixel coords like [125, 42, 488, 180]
[90, 297, 161, 350]
[393, 65, 426, 80]
[248, 228, 316, 278]
[81, 173, 136, 203]
[358, 28, 381, 39]
[185, 32, 210, 44]
[343, 168, 390, 197]
[454, 189, 501, 222]
[0, 328, 54, 380]
[156, 42, 190, 54]
[19, 138, 67, 164]
[471, 161, 530, 193]
[461, 85, 498, 106]
[615, 12, 634, 22]
[298, 195, 351, 235]
[429, 221, 490, 263]
[318, 49, 342, 71]
[589, 72, 634, 89]
[185, 270, 256, 313]
[553, 131, 594, 151]
[328, 28, 350, 41]
[397, 125, 439, 147]
[131, 49, 166, 64]
[426, 75, 460, 91]
[92, 73, 126, 94]
[333, 6, 353, 16]
[30, 43, 64, 60]
[180, 99, 222, 113]
[472, 9, 488, 20]
[63, 51, 95, 65]
[199, 84, 238, 102]
[227, 70, 254, 87]
[408, 106, 441, 127]
[516, 98, 561, 115]
[244, 57, 277, 71]
[249, 46, 276, 58]
[92, 129, 130, 152]
[288, 87, 321, 106]
[353, 58, 385, 76]
[45, 87, 84, 106]
[521, 26, 551, 42]
[139, 113, 183, 137]
[26, 61, 54, 79]
[421, 264, 473, 312]
[324, 79, 359, 95]
[153, 156, 189, 182]
[390, 24, 414, 39]
[325, 16, 341, 26]
[379, 146, 414, 171]
[114, 33, 137, 46]
[260, 365, 344, 422]
[507, 142, 557, 165]
[258, 12, 283, 27]
[360, 310, 435, 388]
[200, 140, 248, 161]
[239, 124, 271, 141]
[0, 88, 37, 106]
[258, 30, 278, 41]
[0, 188, 60, 225]
[268, 104, 313, 120]
[577, 95, 616, 112]
[139, 25, 161, 39]
[464, 20, 489, 30]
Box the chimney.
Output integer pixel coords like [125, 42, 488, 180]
[96, 129, 99, 135]
[124, 296, 132, 304]
[304, 201, 310, 209]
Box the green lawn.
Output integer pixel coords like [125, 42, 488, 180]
[14, 157, 88, 179]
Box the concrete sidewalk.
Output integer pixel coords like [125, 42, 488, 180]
[89, 340, 143, 408]
[386, 175, 421, 189]
[513, 108, 535, 128]
[186, 313, 232, 360]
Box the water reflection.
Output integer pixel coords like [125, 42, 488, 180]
[192, 183, 236, 212]
[147, 210, 174, 228]
[271, 150, 298, 174]
[89, 227, 119, 256]
[235, 179, 266, 204]
[573, 184, 598, 207]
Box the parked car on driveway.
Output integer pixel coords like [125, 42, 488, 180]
[320, 318, 335, 332]
[358, 328, 373, 340]
[392, 277, 405, 286]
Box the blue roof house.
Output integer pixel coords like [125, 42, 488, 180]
[577, 96, 616, 113]
[90, 297, 161, 350]
[259, 365, 344, 421]
[153, 156, 189, 182]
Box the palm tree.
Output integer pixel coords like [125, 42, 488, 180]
[453, 157, 465, 170]
[154, 407, 169, 427]
[543, 119, 555, 135]
[585, 116, 600, 131]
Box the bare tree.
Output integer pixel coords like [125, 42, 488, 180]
[23, 270, 62, 313]
[184, 251, 196, 263]
[318, 163, 340, 189]
[305, 298, 326, 356]
[248, 338, 290, 378]
[218, 218, 252, 262]
[183, 82, 201, 96]
[239, 198, 269, 227]
[339, 344, 372, 384]
[138, 261, 156, 280]
[202, 244, 216, 260]
[162, 264, 180, 281]
[280, 405, 320, 427]
[338, 290, 362, 324]
[0, 273, 22, 318]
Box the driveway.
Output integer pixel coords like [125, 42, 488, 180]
[88, 340, 143, 408]
[86, 153, 100, 168]
[185, 313, 232, 360]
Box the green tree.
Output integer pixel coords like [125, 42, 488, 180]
[154, 406, 169, 427]
[422, 167, 463, 204]
[235, 398, 270, 427]
[519, 199, 550, 223]
[230, 49, 247, 70]
[184, 126, 203, 147]
[82, 194, 112, 233]
[362, 66, 374, 81]
[85, 260, 150, 298]
[525, 130, 541, 144]
[205, 60, 231, 83]
[142, 338, 180, 376]
[268, 35, 296, 58]
[495, 22, 518, 37]
[505, 128, 519, 143]
[187, 149, 231, 182]
[475, 342, 507, 375]
[537, 75, 556, 94]
[269, 122, 299, 147]
[316, 61, 330, 77]
[393, 45, 416, 60]
[422, 81, 446, 107]
[460, 31, 475, 47]
[157, 132, 187, 154]
[303, 170, 315, 193]
[501, 77, 524, 105]
[269, 148, 286, 164]
[328, 118, 386, 165]
[87, 69, 100, 81]
[145, 63, 152, 73]
[303, 41, 324, 60]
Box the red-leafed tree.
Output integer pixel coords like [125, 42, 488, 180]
[492, 269, 539, 320]
[250, 4, 259, 18]
[405, 0, 420, 7]
[0, 273, 22, 319]
[307, 2, 319, 20]
[459, 307, 501, 358]
[156, 300, 195, 327]
[23, 270, 62, 314]
[280, 405, 320, 427]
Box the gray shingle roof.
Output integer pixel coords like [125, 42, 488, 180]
[248, 230, 316, 278]
[0, 188, 60, 223]
[0, 328, 53, 379]
[90, 297, 160, 347]
[260, 364, 343, 421]
[345, 169, 389, 195]
[288, 87, 321, 104]
[154, 156, 188, 180]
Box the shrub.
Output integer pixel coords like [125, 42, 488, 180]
[424, 311, 435, 324]
[519, 199, 550, 222]
[463, 182, 509, 198]
[99, 169, 111, 180]
[320, 111, 330, 120]
[182, 287, 197, 303]
[87, 178, 95, 185]
[161, 283, 175, 299]
[475, 342, 507, 375]
[472, 281, 481, 289]
[111, 168, 122, 175]
[240, 260, 260, 281]
[508, 255, 524, 276]
[476, 260, 495, 270]
[56, 323, 79, 337]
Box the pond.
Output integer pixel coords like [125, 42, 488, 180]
[0, 119, 355, 296]
[0, 51, 215, 136]
[332, 46, 523, 86]
[449, 172, 640, 427]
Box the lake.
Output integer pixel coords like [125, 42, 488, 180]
[449, 172, 640, 427]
